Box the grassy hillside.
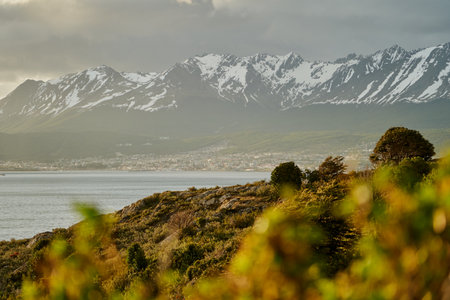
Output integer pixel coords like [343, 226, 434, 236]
[0, 181, 278, 298]
[1, 129, 449, 163]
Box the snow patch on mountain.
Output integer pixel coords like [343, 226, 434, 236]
[357, 81, 375, 101]
[195, 54, 224, 78]
[65, 88, 81, 108]
[121, 72, 157, 84]
[420, 62, 450, 99]
[368, 72, 394, 101]
[290, 62, 342, 87]
[137, 88, 168, 111]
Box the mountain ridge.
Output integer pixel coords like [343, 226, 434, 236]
[1, 43, 449, 116]
[0, 43, 449, 138]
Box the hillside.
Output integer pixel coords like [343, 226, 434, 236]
[0, 181, 278, 298]
[1, 126, 449, 166]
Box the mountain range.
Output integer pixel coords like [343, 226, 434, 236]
[0, 43, 449, 160]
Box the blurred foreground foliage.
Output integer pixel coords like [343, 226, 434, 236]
[191, 154, 450, 299]
[16, 153, 450, 299]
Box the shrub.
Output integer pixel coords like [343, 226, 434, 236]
[271, 161, 303, 190]
[186, 260, 206, 281]
[167, 211, 194, 234]
[196, 217, 207, 228]
[229, 212, 256, 229]
[390, 157, 433, 190]
[304, 168, 320, 185]
[127, 243, 148, 272]
[172, 243, 205, 273]
[181, 225, 197, 238]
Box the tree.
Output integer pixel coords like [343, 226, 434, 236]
[270, 161, 303, 190]
[318, 156, 346, 180]
[370, 127, 435, 165]
[304, 169, 320, 185]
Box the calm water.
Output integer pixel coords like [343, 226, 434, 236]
[0, 171, 269, 241]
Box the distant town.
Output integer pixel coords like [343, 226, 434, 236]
[0, 146, 373, 172]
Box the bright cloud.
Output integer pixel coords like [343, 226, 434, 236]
[0, 0, 30, 4]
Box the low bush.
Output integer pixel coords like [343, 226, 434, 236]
[127, 243, 148, 272]
[172, 243, 205, 273]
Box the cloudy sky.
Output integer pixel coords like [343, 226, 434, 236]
[0, 0, 449, 97]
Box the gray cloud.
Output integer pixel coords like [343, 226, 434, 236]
[0, 0, 449, 97]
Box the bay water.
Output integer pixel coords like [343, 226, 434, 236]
[0, 171, 269, 241]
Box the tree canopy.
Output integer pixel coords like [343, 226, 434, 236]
[318, 156, 346, 180]
[370, 127, 435, 165]
[270, 161, 303, 190]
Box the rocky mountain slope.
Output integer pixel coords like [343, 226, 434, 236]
[0, 43, 448, 160]
[1, 43, 449, 120]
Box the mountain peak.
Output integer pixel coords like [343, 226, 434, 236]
[386, 44, 405, 52]
[334, 53, 359, 64]
[367, 44, 408, 66]
[191, 54, 225, 77]
[91, 64, 113, 70]
[278, 52, 303, 70]
[1, 42, 449, 120]
[86, 65, 117, 74]
[284, 51, 301, 59]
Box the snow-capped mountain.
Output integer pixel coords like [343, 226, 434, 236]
[0, 43, 449, 134]
[183, 43, 450, 108]
[2, 43, 450, 117]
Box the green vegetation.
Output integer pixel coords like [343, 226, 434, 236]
[191, 154, 450, 299]
[370, 126, 435, 165]
[0, 127, 449, 299]
[270, 161, 303, 190]
[0, 181, 278, 299]
[318, 156, 347, 181]
[127, 244, 148, 272]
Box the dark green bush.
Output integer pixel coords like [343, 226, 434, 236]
[172, 243, 205, 273]
[304, 168, 320, 185]
[186, 260, 206, 281]
[127, 243, 148, 272]
[271, 161, 303, 190]
[196, 217, 207, 228]
[391, 157, 433, 190]
[181, 224, 197, 238]
[230, 212, 256, 229]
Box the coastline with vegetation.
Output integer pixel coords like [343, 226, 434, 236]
[1, 127, 449, 299]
